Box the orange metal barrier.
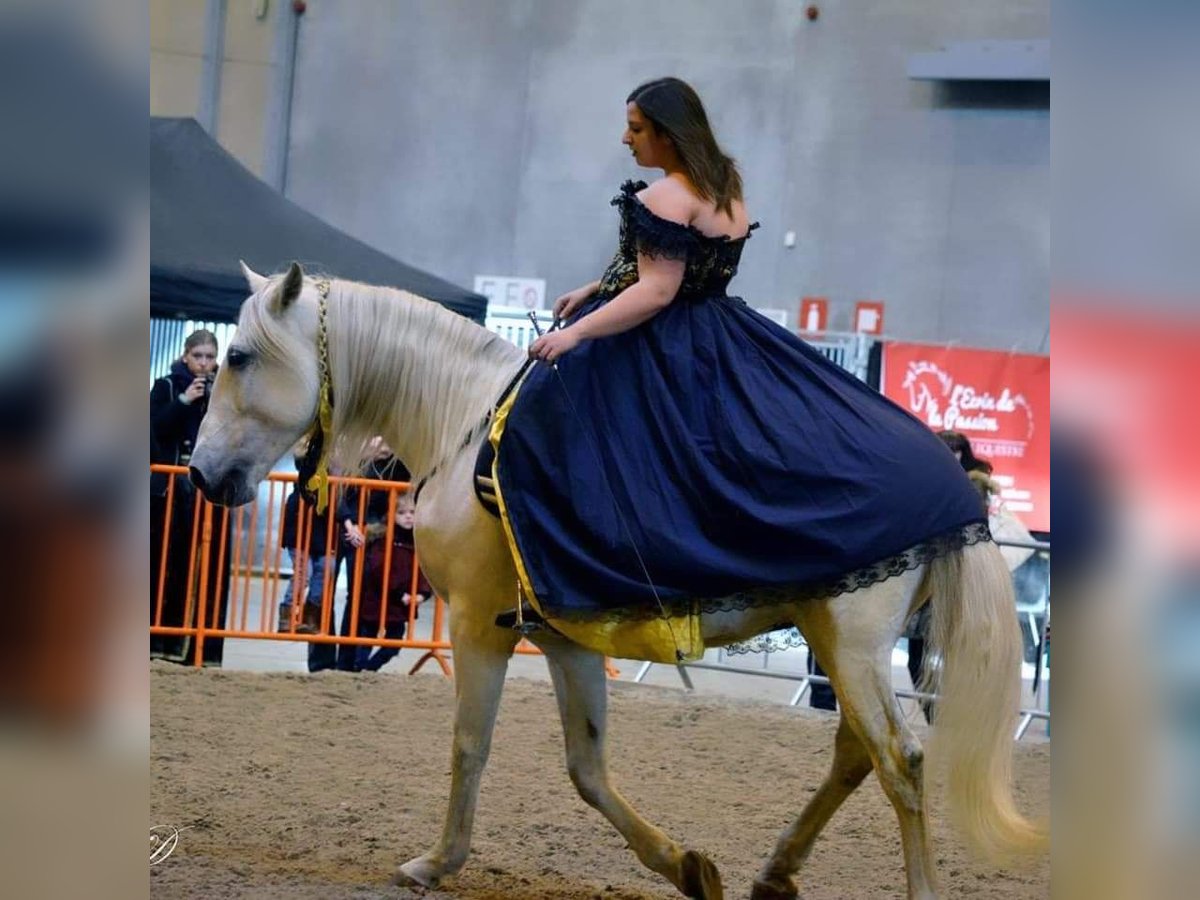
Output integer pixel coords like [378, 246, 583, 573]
[149, 465, 559, 673]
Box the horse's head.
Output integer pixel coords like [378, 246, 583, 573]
[189, 261, 323, 506]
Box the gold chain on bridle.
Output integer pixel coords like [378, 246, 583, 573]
[303, 278, 334, 512]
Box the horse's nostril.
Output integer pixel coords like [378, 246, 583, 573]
[189, 466, 209, 494]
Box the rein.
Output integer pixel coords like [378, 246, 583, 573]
[412, 314, 562, 500]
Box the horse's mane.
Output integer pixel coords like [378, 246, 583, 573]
[324, 279, 525, 479]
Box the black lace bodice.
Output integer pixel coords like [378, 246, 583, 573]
[595, 180, 759, 301]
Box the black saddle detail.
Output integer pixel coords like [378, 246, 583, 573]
[473, 440, 501, 518]
[495, 602, 553, 636]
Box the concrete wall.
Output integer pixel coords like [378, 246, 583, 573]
[164, 0, 1052, 351]
[1054, 2, 1200, 307]
[215, 0, 275, 175]
[149, 0, 206, 118]
[150, 0, 274, 177]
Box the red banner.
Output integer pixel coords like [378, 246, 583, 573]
[882, 342, 1050, 531]
[1053, 303, 1200, 552]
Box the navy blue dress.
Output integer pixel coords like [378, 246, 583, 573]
[494, 181, 987, 633]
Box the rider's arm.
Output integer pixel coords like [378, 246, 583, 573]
[568, 255, 684, 340]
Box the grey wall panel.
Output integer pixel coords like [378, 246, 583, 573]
[283, 0, 1050, 351]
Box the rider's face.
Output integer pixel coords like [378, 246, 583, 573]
[623, 103, 668, 168]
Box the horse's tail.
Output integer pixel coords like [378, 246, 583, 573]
[923, 540, 1049, 861]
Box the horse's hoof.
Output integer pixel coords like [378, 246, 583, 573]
[749, 875, 800, 900]
[391, 856, 441, 889]
[680, 849, 723, 900]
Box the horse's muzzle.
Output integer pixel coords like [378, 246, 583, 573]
[189, 464, 254, 507]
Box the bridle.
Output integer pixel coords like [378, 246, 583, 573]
[297, 278, 334, 512]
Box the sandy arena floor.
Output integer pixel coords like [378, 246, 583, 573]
[150, 664, 1049, 899]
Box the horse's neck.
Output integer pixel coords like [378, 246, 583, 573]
[340, 289, 523, 479]
[381, 327, 522, 481]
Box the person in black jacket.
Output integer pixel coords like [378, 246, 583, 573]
[279, 448, 354, 634]
[150, 329, 230, 665]
[305, 438, 411, 673]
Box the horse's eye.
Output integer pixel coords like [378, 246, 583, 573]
[226, 349, 251, 369]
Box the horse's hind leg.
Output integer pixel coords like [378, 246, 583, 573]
[751, 713, 873, 900]
[792, 585, 939, 900]
[532, 635, 723, 900]
[393, 607, 518, 889]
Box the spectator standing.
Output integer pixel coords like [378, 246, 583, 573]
[150, 329, 231, 666]
[306, 438, 411, 672]
[806, 652, 838, 712]
[279, 446, 352, 634]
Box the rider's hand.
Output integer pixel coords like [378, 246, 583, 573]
[528, 328, 583, 364]
[553, 286, 593, 321]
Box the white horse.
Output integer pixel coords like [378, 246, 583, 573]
[189, 263, 1046, 900]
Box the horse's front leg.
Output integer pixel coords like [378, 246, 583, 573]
[533, 634, 723, 900]
[393, 603, 518, 889]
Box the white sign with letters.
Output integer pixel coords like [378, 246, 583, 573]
[474, 275, 547, 310]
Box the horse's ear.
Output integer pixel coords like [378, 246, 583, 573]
[240, 261, 269, 294]
[270, 261, 305, 313]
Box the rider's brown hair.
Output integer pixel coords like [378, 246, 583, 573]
[627, 77, 742, 216]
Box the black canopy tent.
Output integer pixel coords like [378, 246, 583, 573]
[150, 117, 486, 324]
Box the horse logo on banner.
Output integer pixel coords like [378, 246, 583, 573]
[900, 359, 1035, 442]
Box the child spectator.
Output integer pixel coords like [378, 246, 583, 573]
[352, 492, 430, 672]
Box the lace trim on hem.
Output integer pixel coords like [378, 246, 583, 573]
[723, 628, 808, 656]
[540, 521, 992, 626]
